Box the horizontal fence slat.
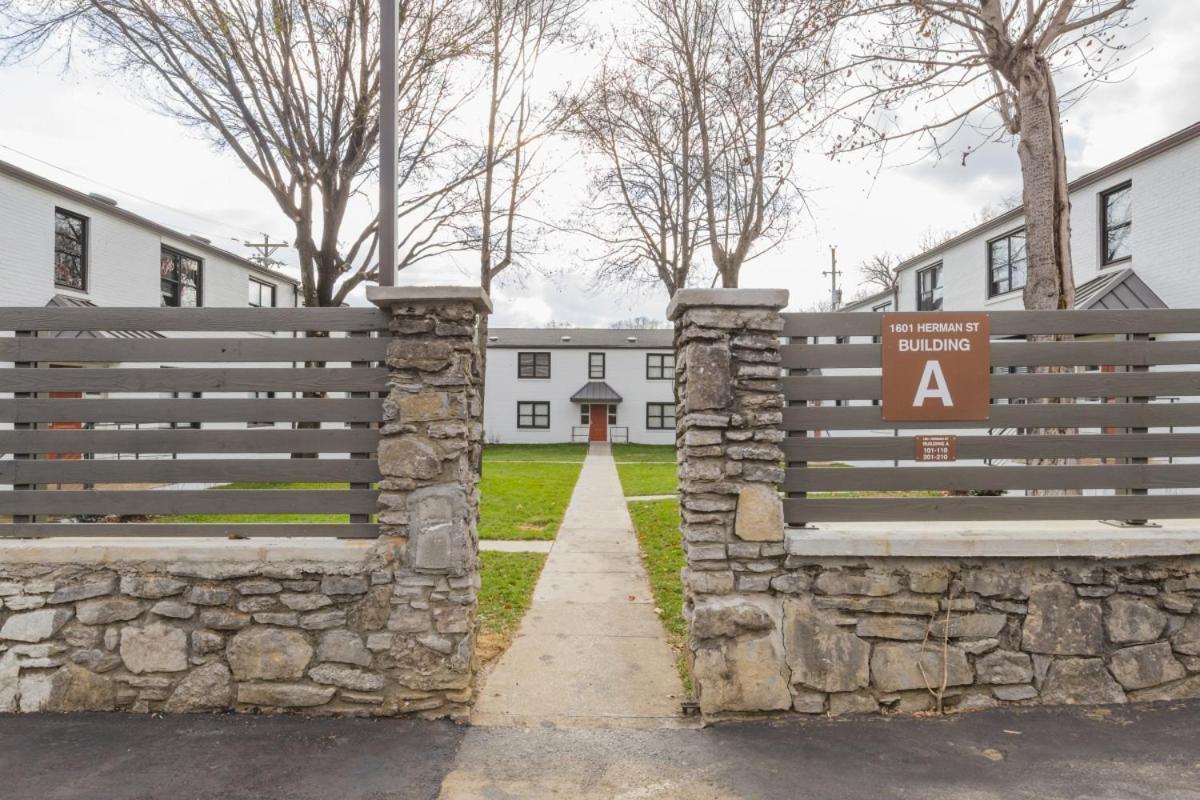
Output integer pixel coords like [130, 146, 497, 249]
[783, 371, 1200, 402]
[782, 310, 1200, 337]
[781, 340, 1200, 370]
[0, 307, 391, 332]
[0, 399, 384, 424]
[0, 459, 381, 485]
[0, 523, 379, 538]
[0, 336, 389, 363]
[784, 495, 1200, 523]
[4, 367, 388, 393]
[0, 490, 379, 515]
[785, 464, 1200, 492]
[0, 428, 379, 454]
[785, 433, 1200, 462]
[784, 402, 1200, 431]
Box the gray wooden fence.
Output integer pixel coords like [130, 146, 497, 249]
[782, 309, 1200, 524]
[1, 307, 390, 538]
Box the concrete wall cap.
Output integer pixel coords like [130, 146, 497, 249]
[785, 526, 1200, 559]
[666, 288, 789, 320]
[0, 537, 382, 566]
[367, 285, 493, 313]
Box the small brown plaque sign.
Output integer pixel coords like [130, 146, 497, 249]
[881, 313, 990, 422]
[915, 435, 957, 462]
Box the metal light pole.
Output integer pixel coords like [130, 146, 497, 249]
[378, 0, 397, 287]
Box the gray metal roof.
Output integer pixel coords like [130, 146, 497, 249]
[1074, 268, 1166, 310]
[486, 328, 672, 349]
[570, 381, 624, 403]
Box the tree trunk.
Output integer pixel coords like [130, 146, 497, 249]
[1014, 53, 1076, 493]
[1017, 53, 1074, 312]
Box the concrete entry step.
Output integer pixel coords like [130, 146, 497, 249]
[472, 450, 685, 728]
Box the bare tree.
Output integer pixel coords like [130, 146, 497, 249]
[473, 0, 583, 296]
[575, 56, 704, 296]
[1, 0, 485, 306]
[653, 0, 843, 288]
[832, 0, 1139, 311]
[610, 316, 668, 329]
[857, 252, 899, 294]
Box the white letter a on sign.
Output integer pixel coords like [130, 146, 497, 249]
[913, 360, 954, 407]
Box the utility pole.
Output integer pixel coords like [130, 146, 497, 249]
[244, 233, 289, 269]
[378, 0, 397, 287]
[822, 245, 842, 310]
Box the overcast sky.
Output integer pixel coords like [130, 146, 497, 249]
[2, 0, 1197, 327]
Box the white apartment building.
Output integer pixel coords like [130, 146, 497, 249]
[0, 160, 299, 311]
[482, 328, 676, 445]
[0, 161, 301, 480]
[845, 120, 1200, 315]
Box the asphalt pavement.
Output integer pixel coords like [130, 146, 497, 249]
[4, 701, 1200, 799]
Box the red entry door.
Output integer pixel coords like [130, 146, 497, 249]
[588, 404, 608, 442]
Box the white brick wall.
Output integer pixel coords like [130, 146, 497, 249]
[482, 347, 676, 445]
[892, 135, 1200, 313]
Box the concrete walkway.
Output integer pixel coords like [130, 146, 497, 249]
[471, 446, 686, 728]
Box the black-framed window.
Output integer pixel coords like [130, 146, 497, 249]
[646, 352, 674, 380]
[1101, 182, 1132, 265]
[161, 247, 202, 307]
[54, 208, 88, 291]
[608, 405, 617, 425]
[987, 228, 1027, 297]
[517, 401, 550, 429]
[249, 278, 276, 308]
[588, 352, 605, 379]
[580, 404, 590, 424]
[916, 263, 942, 311]
[646, 402, 675, 430]
[518, 351, 551, 379]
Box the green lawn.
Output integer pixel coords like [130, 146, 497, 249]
[477, 550, 546, 662]
[484, 443, 587, 462]
[157, 482, 352, 524]
[616, 462, 678, 497]
[479, 461, 583, 540]
[612, 443, 676, 463]
[627, 498, 691, 693]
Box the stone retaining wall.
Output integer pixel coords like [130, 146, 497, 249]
[668, 288, 1200, 718]
[692, 554, 1200, 716]
[0, 540, 471, 716]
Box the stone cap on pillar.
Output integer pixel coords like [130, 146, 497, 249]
[666, 288, 789, 321]
[366, 285, 493, 314]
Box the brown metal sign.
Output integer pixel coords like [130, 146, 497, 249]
[881, 313, 990, 422]
[915, 435, 958, 462]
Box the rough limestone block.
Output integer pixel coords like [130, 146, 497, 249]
[691, 596, 777, 640]
[1104, 595, 1167, 645]
[377, 437, 443, 481]
[870, 642, 972, 693]
[317, 630, 372, 667]
[684, 342, 732, 411]
[226, 627, 313, 680]
[1039, 658, 1126, 705]
[164, 662, 233, 712]
[734, 484, 784, 542]
[236, 682, 336, 708]
[1173, 615, 1200, 656]
[1108, 642, 1187, 690]
[76, 597, 144, 625]
[693, 630, 792, 714]
[783, 598, 870, 693]
[1021, 582, 1104, 656]
[408, 484, 471, 576]
[120, 623, 188, 674]
[814, 571, 900, 597]
[975, 650, 1034, 685]
[0, 608, 73, 643]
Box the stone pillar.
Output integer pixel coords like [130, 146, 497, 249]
[367, 285, 491, 717]
[666, 288, 791, 716]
